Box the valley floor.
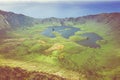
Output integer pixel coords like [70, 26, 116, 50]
[0, 23, 120, 80]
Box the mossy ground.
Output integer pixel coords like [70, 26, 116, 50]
[0, 21, 120, 80]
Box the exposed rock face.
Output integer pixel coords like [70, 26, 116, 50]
[0, 14, 10, 30]
[0, 14, 10, 38]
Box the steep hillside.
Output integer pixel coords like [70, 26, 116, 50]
[0, 10, 40, 29]
[0, 10, 41, 39]
[40, 13, 120, 43]
[0, 10, 120, 80]
[40, 13, 120, 31]
[0, 14, 10, 30]
[0, 10, 120, 32]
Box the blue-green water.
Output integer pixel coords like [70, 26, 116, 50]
[77, 33, 103, 48]
[41, 26, 80, 38]
[41, 26, 103, 48]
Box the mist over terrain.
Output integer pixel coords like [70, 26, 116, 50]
[0, 1, 120, 80]
[0, 1, 120, 18]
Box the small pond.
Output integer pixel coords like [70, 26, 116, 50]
[76, 33, 103, 48]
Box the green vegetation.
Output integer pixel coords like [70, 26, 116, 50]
[0, 66, 67, 80]
[69, 35, 87, 42]
[0, 21, 120, 80]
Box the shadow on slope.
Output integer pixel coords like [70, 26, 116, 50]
[0, 66, 67, 80]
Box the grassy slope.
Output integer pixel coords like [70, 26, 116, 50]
[73, 21, 120, 80]
[0, 24, 85, 80]
[0, 21, 120, 80]
[0, 66, 67, 80]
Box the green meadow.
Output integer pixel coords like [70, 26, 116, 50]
[0, 21, 120, 80]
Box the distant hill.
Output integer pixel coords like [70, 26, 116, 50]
[40, 13, 120, 30]
[0, 10, 40, 39]
[0, 10, 120, 80]
[0, 10, 120, 40]
[0, 10, 40, 30]
[0, 9, 120, 30]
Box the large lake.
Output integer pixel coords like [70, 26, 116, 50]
[41, 26, 103, 48]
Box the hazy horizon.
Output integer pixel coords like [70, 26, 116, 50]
[0, 1, 120, 18]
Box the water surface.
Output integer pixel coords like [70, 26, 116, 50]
[76, 33, 103, 48]
[41, 26, 103, 48]
[41, 26, 80, 38]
